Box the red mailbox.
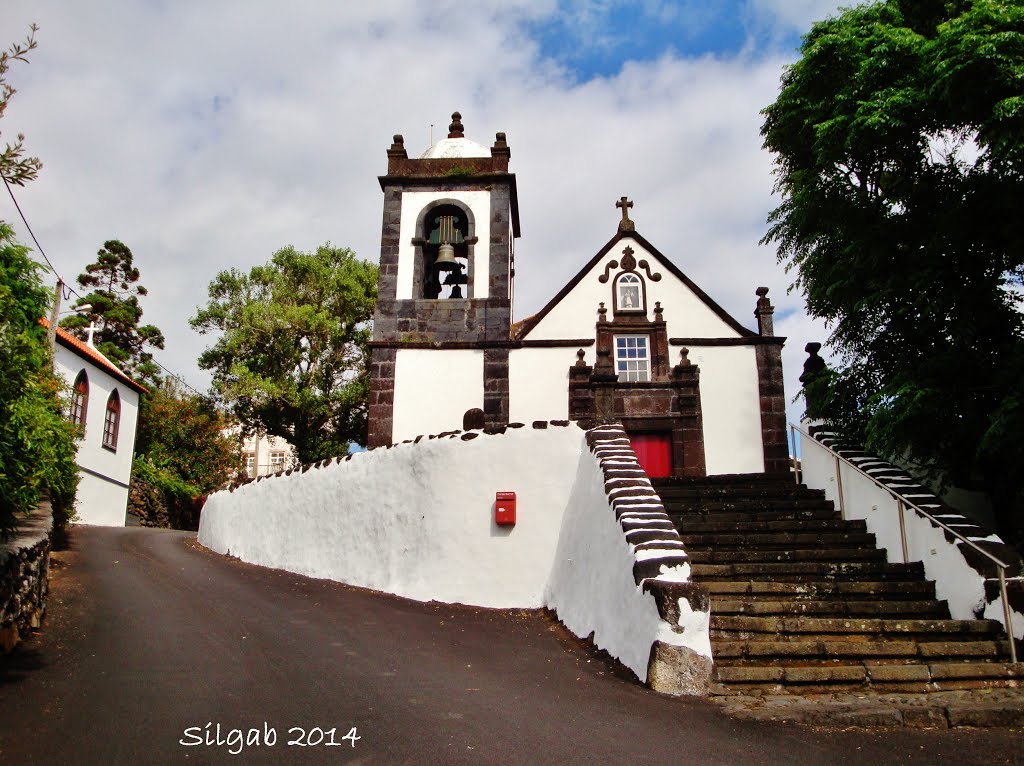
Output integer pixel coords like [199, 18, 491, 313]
[495, 491, 516, 526]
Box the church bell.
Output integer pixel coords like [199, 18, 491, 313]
[435, 242, 457, 271]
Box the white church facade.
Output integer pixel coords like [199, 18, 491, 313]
[368, 113, 787, 477]
[47, 321, 145, 526]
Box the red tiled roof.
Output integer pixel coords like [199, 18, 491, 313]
[39, 318, 148, 394]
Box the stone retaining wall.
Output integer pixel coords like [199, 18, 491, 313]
[1, 500, 53, 653]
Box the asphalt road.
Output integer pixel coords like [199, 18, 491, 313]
[0, 526, 1020, 765]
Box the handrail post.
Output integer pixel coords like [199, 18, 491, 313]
[896, 498, 909, 564]
[999, 568, 1017, 664]
[834, 454, 845, 520]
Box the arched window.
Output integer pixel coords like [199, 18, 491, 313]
[71, 370, 89, 428]
[103, 390, 121, 451]
[418, 202, 472, 299]
[614, 272, 645, 313]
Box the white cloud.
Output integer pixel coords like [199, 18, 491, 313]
[4, 1, 830, 412]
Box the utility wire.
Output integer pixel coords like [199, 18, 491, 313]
[3, 175, 231, 413]
[2, 174, 82, 300]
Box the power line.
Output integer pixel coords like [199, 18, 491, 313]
[2, 176, 229, 412]
[2, 174, 82, 300]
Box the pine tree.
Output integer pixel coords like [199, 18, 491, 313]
[61, 239, 165, 382]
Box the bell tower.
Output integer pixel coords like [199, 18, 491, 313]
[367, 112, 520, 447]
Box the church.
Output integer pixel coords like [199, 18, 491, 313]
[367, 112, 787, 476]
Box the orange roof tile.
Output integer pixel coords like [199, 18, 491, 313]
[39, 318, 148, 394]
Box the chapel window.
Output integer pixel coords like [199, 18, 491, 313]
[615, 272, 644, 313]
[103, 390, 121, 451]
[422, 204, 470, 299]
[614, 335, 650, 382]
[71, 370, 89, 428]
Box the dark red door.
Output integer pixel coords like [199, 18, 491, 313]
[629, 433, 672, 478]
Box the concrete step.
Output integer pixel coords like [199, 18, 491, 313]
[688, 548, 887, 564]
[653, 473, 799, 488]
[655, 485, 827, 502]
[710, 615, 1005, 641]
[713, 639, 1014, 663]
[691, 561, 926, 582]
[703, 580, 937, 600]
[711, 598, 950, 619]
[710, 662, 1024, 695]
[674, 518, 867, 534]
[681, 531, 877, 549]
[664, 498, 837, 513]
[667, 509, 842, 523]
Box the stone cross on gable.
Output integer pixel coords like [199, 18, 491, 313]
[85, 322, 97, 346]
[616, 196, 635, 232]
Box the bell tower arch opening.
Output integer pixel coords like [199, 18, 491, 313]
[414, 201, 476, 299]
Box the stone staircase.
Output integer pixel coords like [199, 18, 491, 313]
[652, 473, 1024, 696]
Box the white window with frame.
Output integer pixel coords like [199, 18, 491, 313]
[269, 451, 288, 470]
[243, 452, 256, 476]
[614, 335, 650, 382]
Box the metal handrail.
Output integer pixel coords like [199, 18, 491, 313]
[790, 422, 1018, 663]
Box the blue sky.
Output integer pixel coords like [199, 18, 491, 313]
[531, 1, 787, 78]
[3, 0, 844, 425]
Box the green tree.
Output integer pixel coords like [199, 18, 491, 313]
[191, 243, 378, 464]
[61, 239, 166, 382]
[761, 0, 1024, 540]
[128, 379, 240, 530]
[0, 223, 78, 538]
[0, 24, 41, 186]
[134, 379, 240, 494]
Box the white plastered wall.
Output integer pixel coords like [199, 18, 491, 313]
[199, 423, 711, 684]
[800, 431, 1023, 639]
[54, 345, 139, 526]
[200, 426, 585, 608]
[509, 347, 583, 423]
[75, 474, 130, 527]
[522, 236, 765, 474]
[688, 345, 764, 475]
[395, 190, 492, 300]
[392, 349, 483, 441]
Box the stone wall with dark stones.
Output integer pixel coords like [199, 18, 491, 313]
[0, 500, 53, 653]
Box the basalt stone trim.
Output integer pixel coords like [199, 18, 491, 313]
[1, 500, 53, 653]
[756, 342, 789, 474]
[808, 425, 1024, 613]
[367, 347, 397, 449]
[483, 347, 510, 429]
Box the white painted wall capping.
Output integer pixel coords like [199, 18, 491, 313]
[200, 421, 712, 695]
[800, 423, 1023, 641]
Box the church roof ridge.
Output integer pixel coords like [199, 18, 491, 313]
[515, 226, 758, 342]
